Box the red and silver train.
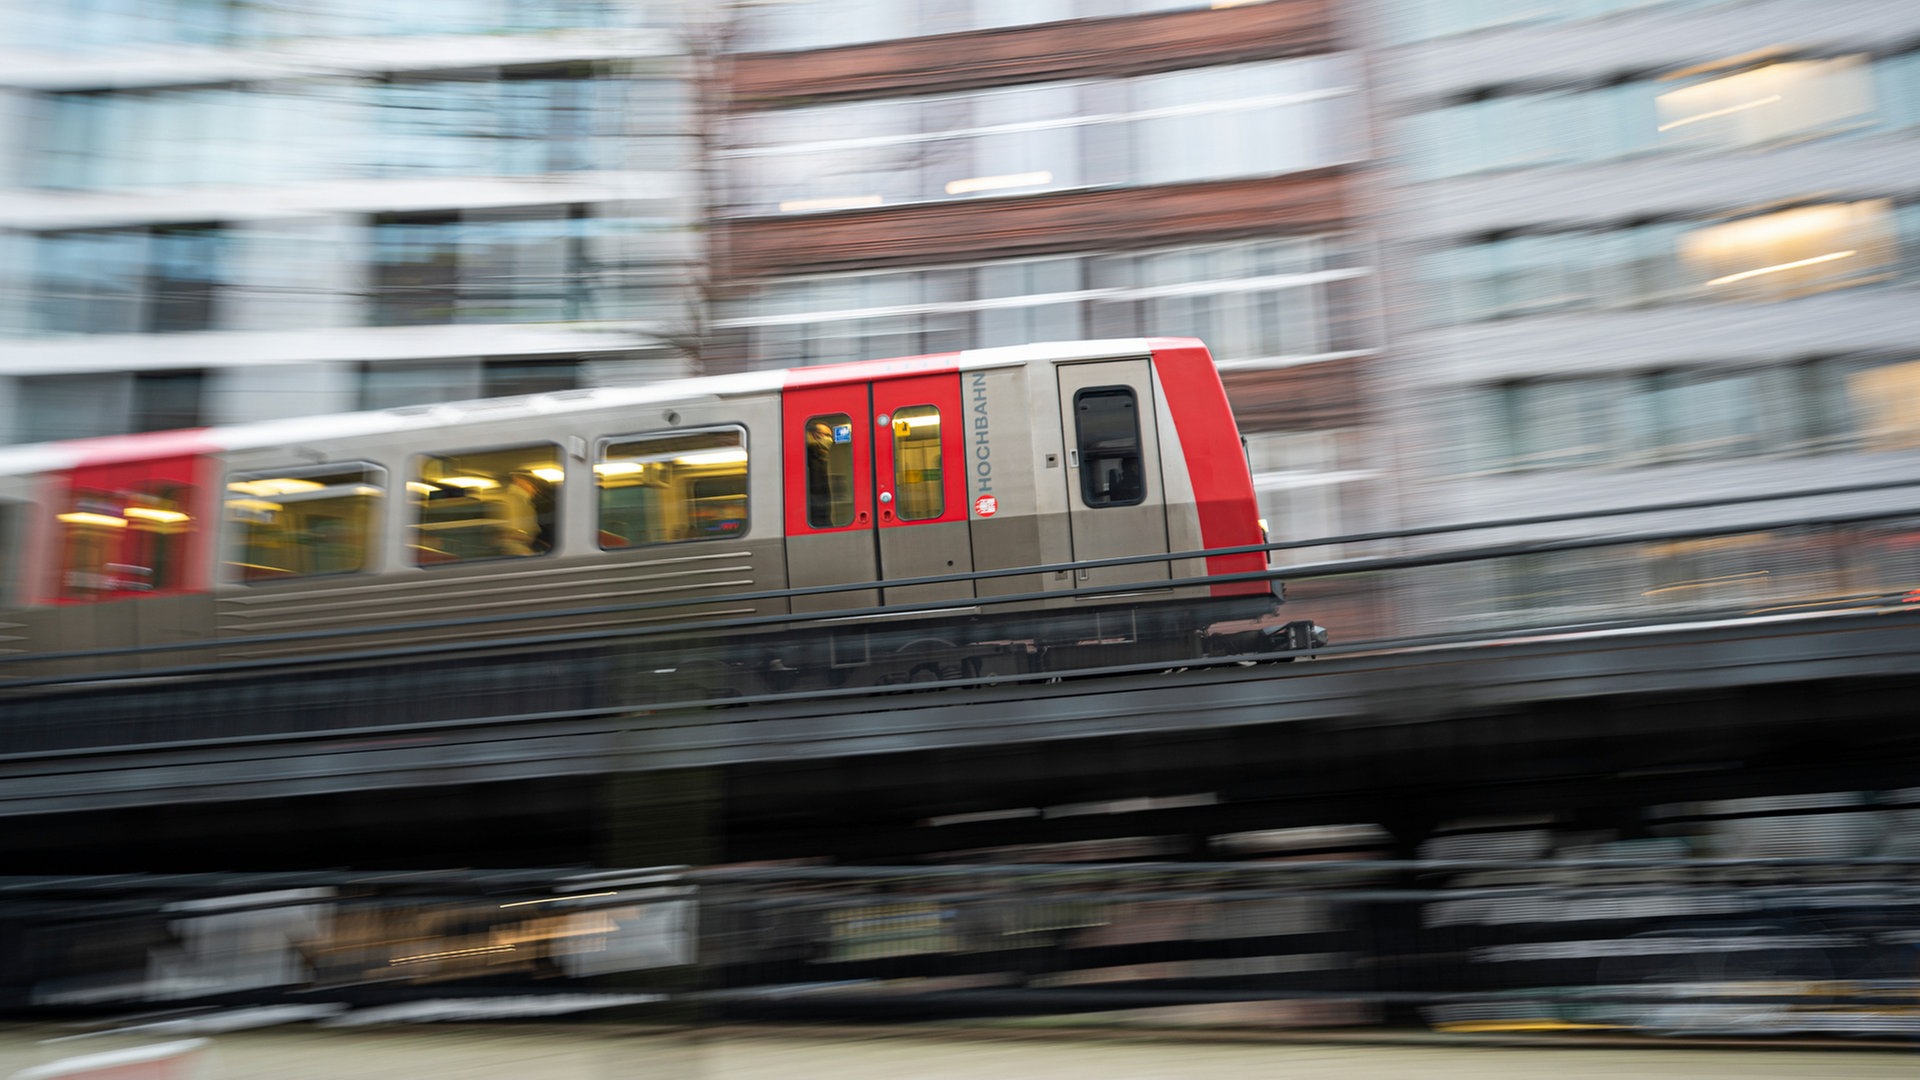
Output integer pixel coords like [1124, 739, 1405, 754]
[0, 338, 1321, 694]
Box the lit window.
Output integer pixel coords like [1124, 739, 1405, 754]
[1848, 360, 1920, 452]
[411, 445, 562, 564]
[226, 465, 384, 582]
[1682, 201, 1893, 301]
[596, 428, 749, 548]
[1658, 57, 1872, 149]
[890, 405, 943, 521]
[58, 483, 194, 600]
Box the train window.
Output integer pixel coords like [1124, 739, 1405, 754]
[409, 444, 562, 565]
[225, 465, 384, 582]
[890, 404, 943, 521]
[57, 482, 196, 599]
[1073, 386, 1147, 508]
[597, 427, 749, 548]
[804, 413, 855, 528]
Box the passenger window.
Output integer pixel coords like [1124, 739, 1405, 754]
[597, 428, 748, 548]
[804, 413, 855, 528]
[409, 445, 562, 565]
[226, 465, 384, 582]
[1074, 386, 1146, 508]
[890, 404, 943, 522]
[58, 482, 195, 599]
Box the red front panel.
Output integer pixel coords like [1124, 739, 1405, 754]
[1147, 338, 1269, 597]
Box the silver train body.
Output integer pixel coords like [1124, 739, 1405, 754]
[0, 339, 1306, 694]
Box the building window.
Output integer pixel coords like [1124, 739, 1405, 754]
[369, 209, 680, 328]
[133, 370, 206, 433]
[144, 227, 226, 332]
[1421, 204, 1902, 328]
[484, 359, 583, 398]
[35, 231, 145, 334]
[410, 445, 563, 564]
[1453, 357, 1920, 473]
[226, 465, 385, 582]
[721, 236, 1376, 369]
[1657, 57, 1872, 151]
[1849, 359, 1920, 452]
[371, 213, 462, 326]
[32, 227, 229, 335]
[370, 69, 673, 179]
[16, 375, 128, 443]
[734, 0, 1280, 52]
[727, 56, 1360, 216]
[1682, 201, 1895, 302]
[1402, 53, 1888, 180]
[359, 362, 481, 411]
[597, 428, 750, 548]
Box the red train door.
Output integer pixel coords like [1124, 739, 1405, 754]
[40, 447, 215, 665]
[872, 373, 973, 606]
[784, 383, 877, 615]
[783, 371, 975, 614]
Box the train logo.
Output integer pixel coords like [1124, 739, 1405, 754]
[974, 495, 998, 518]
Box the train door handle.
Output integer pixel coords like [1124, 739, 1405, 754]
[857, 510, 869, 524]
[879, 491, 894, 523]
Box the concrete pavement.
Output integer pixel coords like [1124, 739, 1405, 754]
[2, 1024, 1917, 1080]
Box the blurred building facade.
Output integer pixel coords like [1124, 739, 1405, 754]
[0, 0, 1385, 558]
[1367, 0, 1920, 536]
[707, 0, 1387, 557]
[0, 0, 699, 441]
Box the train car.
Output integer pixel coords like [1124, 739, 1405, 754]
[0, 339, 1320, 697]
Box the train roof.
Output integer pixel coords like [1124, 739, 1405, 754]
[0, 338, 1186, 476]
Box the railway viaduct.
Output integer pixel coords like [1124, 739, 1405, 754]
[3, 608, 1916, 872]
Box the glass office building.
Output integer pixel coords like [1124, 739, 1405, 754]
[710, 0, 1386, 556]
[1370, 0, 1920, 515]
[0, 0, 696, 442]
[0, 0, 1385, 560]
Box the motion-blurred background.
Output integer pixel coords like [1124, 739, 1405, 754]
[7, 0, 1920, 1044]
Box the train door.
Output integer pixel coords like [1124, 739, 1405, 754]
[872, 374, 972, 606]
[783, 374, 974, 615]
[44, 452, 212, 664]
[1056, 360, 1170, 591]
